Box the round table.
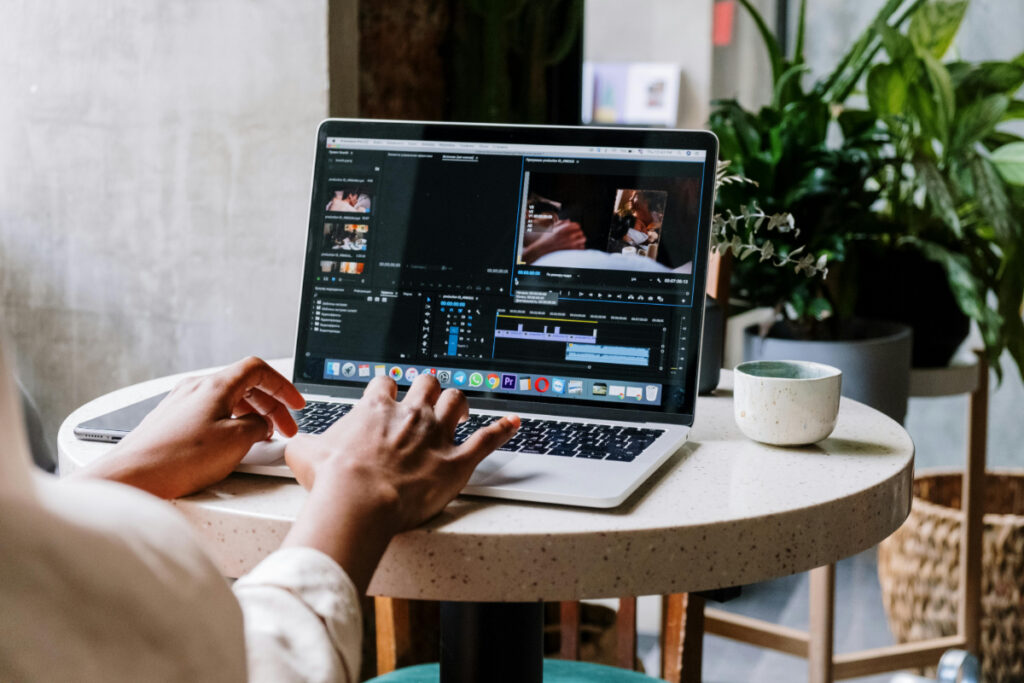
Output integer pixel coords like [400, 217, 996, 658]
[59, 360, 914, 682]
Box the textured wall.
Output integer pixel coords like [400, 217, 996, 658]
[0, 1, 330, 452]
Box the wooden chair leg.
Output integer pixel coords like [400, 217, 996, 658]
[616, 597, 637, 670]
[374, 597, 440, 674]
[808, 564, 835, 683]
[375, 596, 410, 675]
[661, 593, 705, 683]
[960, 350, 987, 655]
[559, 601, 581, 660]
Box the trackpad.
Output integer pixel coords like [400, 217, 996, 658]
[241, 437, 287, 466]
[467, 450, 517, 486]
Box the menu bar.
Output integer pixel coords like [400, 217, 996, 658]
[322, 360, 663, 406]
[325, 137, 706, 161]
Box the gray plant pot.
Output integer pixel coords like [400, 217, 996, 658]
[742, 320, 913, 424]
[699, 296, 723, 395]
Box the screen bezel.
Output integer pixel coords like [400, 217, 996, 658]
[293, 119, 718, 426]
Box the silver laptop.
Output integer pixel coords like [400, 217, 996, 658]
[238, 119, 718, 509]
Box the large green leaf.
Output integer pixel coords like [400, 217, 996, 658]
[952, 94, 1009, 151]
[793, 0, 808, 65]
[1003, 100, 1024, 122]
[915, 157, 961, 235]
[821, 0, 925, 103]
[953, 60, 1024, 104]
[968, 152, 1018, 242]
[838, 109, 881, 139]
[878, 21, 916, 68]
[985, 130, 1024, 150]
[907, 82, 941, 144]
[991, 142, 1024, 185]
[996, 244, 1024, 384]
[920, 51, 955, 137]
[867, 63, 909, 116]
[908, 0, 968, 58]
[735, 0, 784, 87]
[773, 64, 810, 109]
[711, 101, 762, 159]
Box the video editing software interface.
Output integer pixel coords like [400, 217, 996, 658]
[294, 127, 712, 417]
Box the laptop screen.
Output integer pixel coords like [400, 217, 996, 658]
[293, 120, 717, 425]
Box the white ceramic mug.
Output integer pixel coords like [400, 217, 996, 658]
[733, 360, 842, 446]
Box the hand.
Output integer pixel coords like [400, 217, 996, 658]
[521, 219, 586, 263]
[282, 374, 519, 592]
[79, 356, 305, 499]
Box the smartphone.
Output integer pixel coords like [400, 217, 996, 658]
[73, 392, 169, 442]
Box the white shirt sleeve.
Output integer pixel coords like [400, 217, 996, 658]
[233, 547, 363, 683]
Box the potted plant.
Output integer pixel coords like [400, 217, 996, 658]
[856, 0, 1024, 379]
[710, 0, 1024, 421]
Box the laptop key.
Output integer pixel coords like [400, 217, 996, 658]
[576, 451, 607, 460]
[606, 452, 639, 462]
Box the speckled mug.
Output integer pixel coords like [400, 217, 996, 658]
[734, 360, 842, 446]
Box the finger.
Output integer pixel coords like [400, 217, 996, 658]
[404, 373, 442, 407]
[232, 397, 257, 418]
[218, 356, 306, 412]
[241, 386, 299, 437]
[364, 375, 398, 401]
[455, 415, 520, 470]
[435, 388, 469, 435]
[227, 412, 274, 445]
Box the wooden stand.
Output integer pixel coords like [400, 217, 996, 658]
[701, 351, 988, 681]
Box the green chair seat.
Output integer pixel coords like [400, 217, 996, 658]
[368, 659, 660, 682]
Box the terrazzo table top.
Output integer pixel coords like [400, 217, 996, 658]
[59, 359, 914, 601]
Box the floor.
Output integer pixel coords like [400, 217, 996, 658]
[632, 548, 908, 682]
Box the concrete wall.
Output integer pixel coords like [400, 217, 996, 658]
[0, 1, 331, 453]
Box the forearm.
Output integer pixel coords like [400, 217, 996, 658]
[281, 456, 402, 595]
[68, 443, 198, 499]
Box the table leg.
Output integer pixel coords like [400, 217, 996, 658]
[440, 601, 543, 683]
[808, 564, 835, 683]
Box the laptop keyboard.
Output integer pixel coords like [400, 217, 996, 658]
[455, 415, 663, 462]
[293, 402, 663, 462]
[292, 401, 354, 434]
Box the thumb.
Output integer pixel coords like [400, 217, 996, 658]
[455, 415, 519, 471]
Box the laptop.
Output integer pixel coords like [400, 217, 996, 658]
[237, 119, 718, 508]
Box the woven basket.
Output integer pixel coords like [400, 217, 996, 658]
[877, 469, 1024, 683]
